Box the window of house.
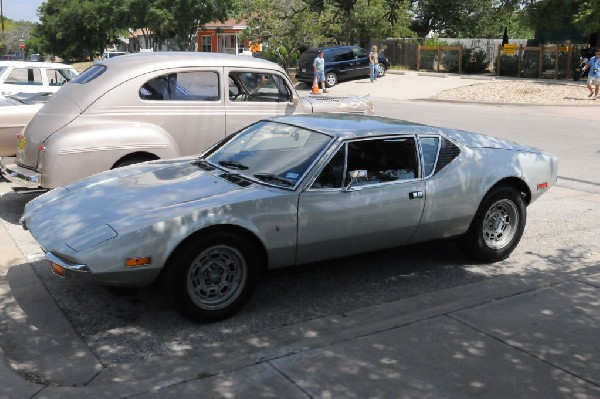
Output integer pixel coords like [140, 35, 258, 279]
[139, 71, 219, 101]
[201, 36, 212, 52]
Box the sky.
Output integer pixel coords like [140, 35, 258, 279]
[2, 0, 43, 22]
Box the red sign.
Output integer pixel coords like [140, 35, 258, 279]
[20, 43, 26, 49]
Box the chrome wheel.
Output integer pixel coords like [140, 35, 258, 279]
[457, 185, 526, 262]
[326, 72, 338, 87]
[482, 199, 519, 250]
[187, 245, 247, 310]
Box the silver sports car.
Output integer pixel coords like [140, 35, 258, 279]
[21, 114, 558, 322]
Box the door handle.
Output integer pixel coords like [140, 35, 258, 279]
[409, 191, 423, 200]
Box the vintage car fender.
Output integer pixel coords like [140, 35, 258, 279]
[38, 121, 180, 188]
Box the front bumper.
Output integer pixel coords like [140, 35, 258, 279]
[0, 157, 42, 188]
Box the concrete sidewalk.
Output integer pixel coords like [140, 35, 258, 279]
[1, 208, 599, 398]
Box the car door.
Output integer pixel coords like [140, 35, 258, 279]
[351, 46, 370, 78]
[296, 136, 425, 264]
[225, 69, 298, 133]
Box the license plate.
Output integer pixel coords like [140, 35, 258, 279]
[302, 69, 306, 73]
[17, 135, 26, 151]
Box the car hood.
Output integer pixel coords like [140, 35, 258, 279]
[23, 159, 261, 251]
[300, 95, 374, 115]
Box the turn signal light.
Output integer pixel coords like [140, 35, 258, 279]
[51, 261, 65, 278]
[125, 257, 151, 268]
[537, 182, 548, 190]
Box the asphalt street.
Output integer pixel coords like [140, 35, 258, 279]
[1, 72, 599, 397]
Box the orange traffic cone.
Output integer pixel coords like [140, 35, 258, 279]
[311, 75, 320, 94]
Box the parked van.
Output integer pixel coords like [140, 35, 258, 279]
[296, 45, 390, 87]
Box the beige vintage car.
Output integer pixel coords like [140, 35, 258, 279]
[1, 52, 373, 189]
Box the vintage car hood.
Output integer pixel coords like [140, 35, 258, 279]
[443, 128, 541, 153]
[23, 159, 258, 250]
[299, 95, 374, 115]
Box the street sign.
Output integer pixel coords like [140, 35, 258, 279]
[503, 44, 516, 56]
[20, 43, 26, 49]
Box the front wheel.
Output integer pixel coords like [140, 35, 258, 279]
[164, 231, 258, 322]
[325, 72, 338, 87]
[457, 186, 526, 262]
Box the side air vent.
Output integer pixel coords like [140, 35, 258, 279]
[192, 159, 215, 171]
[219, 173, 252, 187]
[434, 138, 461, 173]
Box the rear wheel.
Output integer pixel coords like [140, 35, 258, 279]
[325, 72, 338, 87]
[164, 231, 258, 322]
[377, 64, 386, 78]
[457, 185, 526, 262]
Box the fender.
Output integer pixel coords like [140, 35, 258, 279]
[39, 121, 179, 188]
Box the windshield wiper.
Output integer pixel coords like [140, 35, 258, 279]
[253, 173, 294, 186]
[218, 160, 249, 170]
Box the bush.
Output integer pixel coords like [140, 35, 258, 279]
[442, 46, 489, 74]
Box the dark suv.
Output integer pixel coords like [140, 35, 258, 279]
[296, 45, 390, 87]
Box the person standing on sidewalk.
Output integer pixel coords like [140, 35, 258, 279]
[369, 45, 379, 82]
[582, 49, 600, 99]
[313, 51, 328, 93]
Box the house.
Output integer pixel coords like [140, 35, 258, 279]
[197, 19, 260, 55]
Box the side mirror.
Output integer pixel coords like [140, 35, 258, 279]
[343, 170, 367, 192]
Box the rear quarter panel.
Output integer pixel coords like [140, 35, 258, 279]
[411, 147, 538, 243]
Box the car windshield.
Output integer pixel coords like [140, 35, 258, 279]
[206, 121, 333, 188]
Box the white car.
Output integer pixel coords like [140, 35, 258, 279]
[0, 61, 78, 96]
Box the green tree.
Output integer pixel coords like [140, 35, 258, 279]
[574, 0, 600, 32]
[33, 0, 123, 61]
[140, 0, 234, 51]
[236, 0, 327, 71]
[411, 0, 531, 38]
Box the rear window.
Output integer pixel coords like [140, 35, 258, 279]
[72, 65, 106, 84]
[298, 50, 319, 64]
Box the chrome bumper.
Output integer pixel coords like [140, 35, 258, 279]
[0, 157, 42, 188]
[46, 252, 91, 274]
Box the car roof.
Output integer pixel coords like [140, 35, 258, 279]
[0, 60, 75, 69]
[267, 114, 436, 139]
[95, 51, 283, 73]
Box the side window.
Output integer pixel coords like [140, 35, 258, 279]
[346, 137, 418, 186]
[312, 145, 346, 189]
[228, 72, 292, 103]
[45, 69, 70, 86]
[353, 47, 368, 59]
[5, 68, 43, 85]
[139, 71, 219, 101]
[419, 137, 440, 177]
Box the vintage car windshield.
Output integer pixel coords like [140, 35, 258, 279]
[206, 121, 333, 188]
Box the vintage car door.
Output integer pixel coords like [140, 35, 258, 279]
[296, 136, 426, 264]
[224, 69, 299, 133]
[139, 69, 227, 156]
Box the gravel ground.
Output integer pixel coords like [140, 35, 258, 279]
[433, 79, 599, 104]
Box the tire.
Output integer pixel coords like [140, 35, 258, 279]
[164, 231, 258, 322]
[325, 72, 338, 87]
[377, 64, 386, 78]
[457, 185, 526, 262]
